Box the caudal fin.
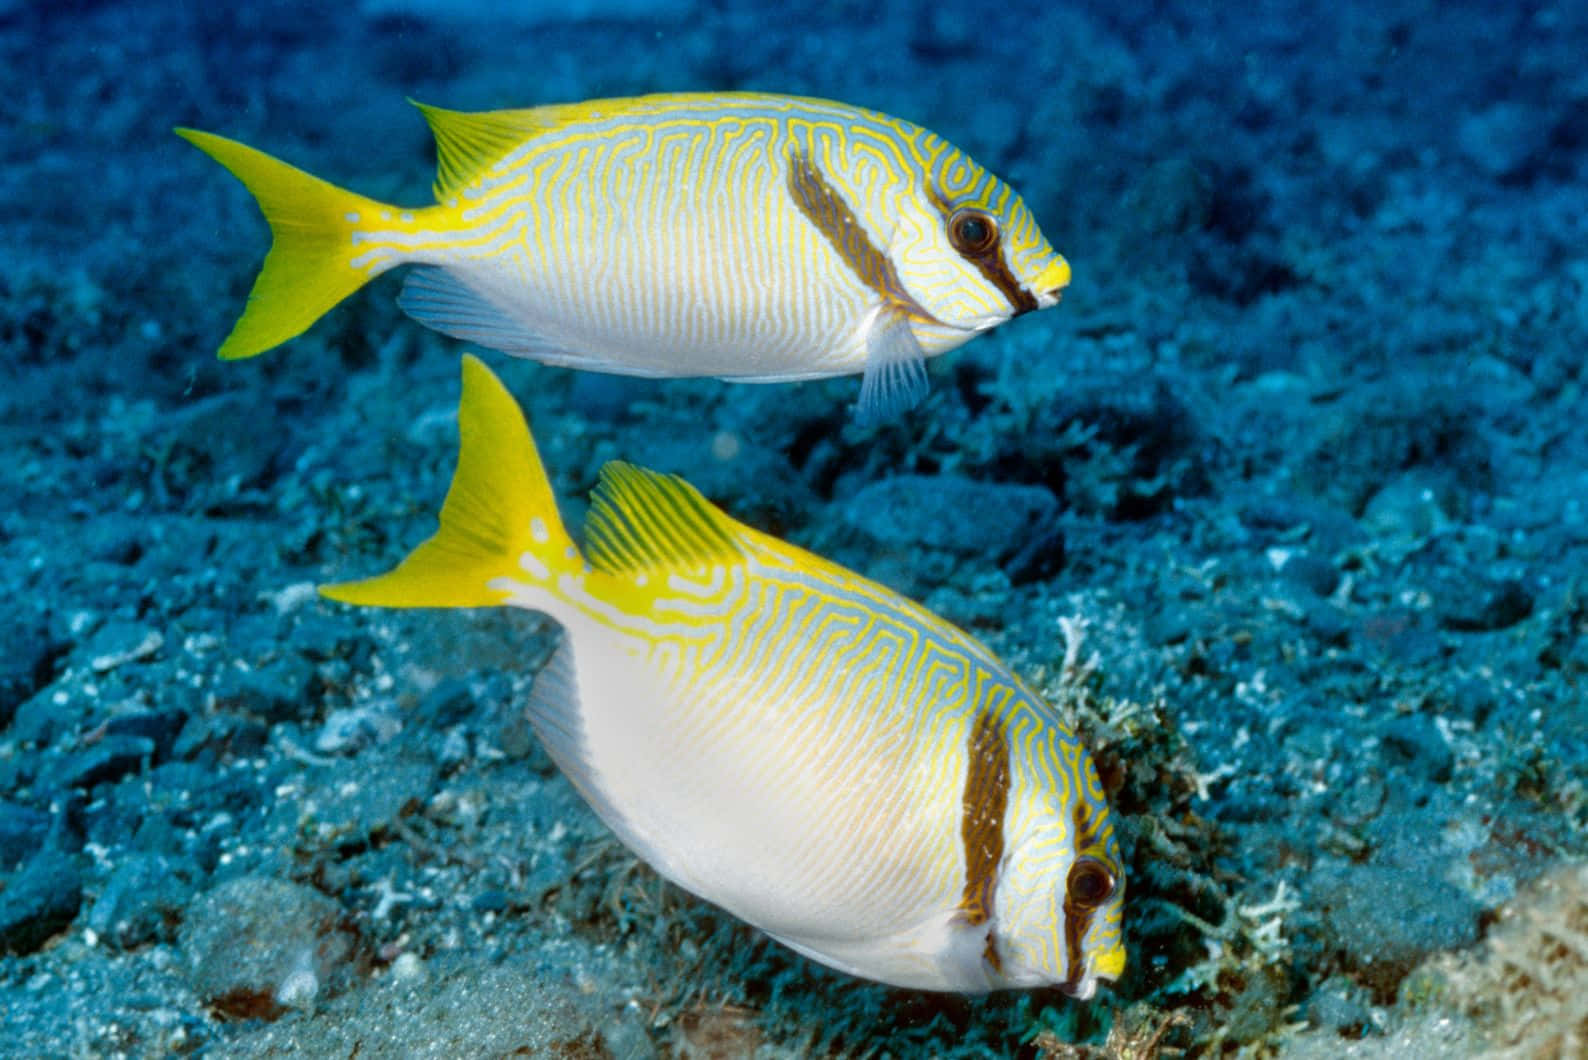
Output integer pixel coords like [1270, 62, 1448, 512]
[320, 354, 579, 608]
[175, 128, 395, 360]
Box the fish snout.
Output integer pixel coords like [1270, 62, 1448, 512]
[1057, 937, 1125, 999]
[1032, 257, 1071, 308]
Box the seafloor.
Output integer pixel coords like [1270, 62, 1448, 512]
[3, 0, 1586, 1056]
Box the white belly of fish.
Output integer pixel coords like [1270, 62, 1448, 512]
[530, 608, 991, 990]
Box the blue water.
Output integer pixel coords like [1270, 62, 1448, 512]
[3, 1, 1585, 1055]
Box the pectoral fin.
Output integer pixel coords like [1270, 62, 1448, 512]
[856, 307, 929, 424]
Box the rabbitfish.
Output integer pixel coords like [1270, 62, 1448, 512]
[176, 93, 1071, 420]
[320, 355, 1125, 995]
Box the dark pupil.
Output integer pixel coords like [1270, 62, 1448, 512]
[957, 216, 990, 248]
[1070, 863, 1112, 906]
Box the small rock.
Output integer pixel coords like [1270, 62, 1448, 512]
[314, 706, 401, 755]
[842, 474, 1059, 559]
[292, 614, 374, 666]
[0, 800, 51, 870]
[470, 889, 512, 914]
[1360, 473, 1450, 542]
[0, 848, 82, 955]
[87, 852, 200, 949]
[289, 758, 437, 845]
[8, 685, 75, 748]
[604, 1002, 660, 1059]
[1458, 101, 1544, 180]
[0, 621, 61, 730]
[180, 875, 361, 1020]
[1379, 715, 1454, 783]
[60, 735, 156, 790]
[104, 708, 188, 761]
[212, 658, 316, 725]
[1269, 548, 1339, 598]
[82, 621, 164, 674]
[1433, 575, 1533, 632]
[172, 711, 269, 762]
[1299, 599, 1351, 646]
[416, 678, 476, 729]
[1312, 864, 1481, 998]
[1306, 975, 1375, 1036]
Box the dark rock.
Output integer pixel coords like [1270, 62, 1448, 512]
[180, 875, 362, 1020]
[1274, 549, 1339, 598]
[0, 800, 51, 870]
[416, 678, 476, 729]
[82, 775, 155, 850]
[0, 849, 82, 955]
[1000, 520, 1065, 585]
[60, 734, 156, 790]
[10, 685, 75, 748]
[1434, 575, 1533, 632]
[841, 474, 1059, 559]
[87, 852, 201, 949]
[104, 708, 188, 761]
[1311, 864, 1481, 999]
[211, 658, 316, 725]
[1378, 714, 1454, 783]
[1443, 678, 1498, 725]
[1299, 599, 1351, 646]
[470, 889, 512, 914]
[292, 614, 374, 666]
[1240, 496, 1365, 557]
[1146, 607, 1194, 646]
[0, 621, 62, 731]
[173, 711, 269, 762]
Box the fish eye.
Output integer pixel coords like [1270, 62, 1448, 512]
[1066, 857, 1116, 910]
[948, 209, 999, 256]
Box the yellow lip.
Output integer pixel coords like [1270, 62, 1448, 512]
[1034, 255, 1071, 296]
[1092, 940, 1126, 981]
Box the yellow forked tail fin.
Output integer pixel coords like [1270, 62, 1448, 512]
[320, 355, 578, 608]
[175, 127, 396, 360]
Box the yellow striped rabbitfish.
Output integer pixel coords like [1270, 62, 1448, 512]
[321, 355, 1124, 994]
[175, 92, 1072, 421]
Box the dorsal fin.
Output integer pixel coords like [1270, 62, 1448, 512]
[412, 94, 798, 202]
[583, 461, 744, 577]
[410, 99, 566, 201]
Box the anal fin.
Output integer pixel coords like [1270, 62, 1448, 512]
[398, 267, 579, 362]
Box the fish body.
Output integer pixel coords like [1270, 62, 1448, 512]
[323, 355, 1124, 995]
[177, 93, 1071, 419]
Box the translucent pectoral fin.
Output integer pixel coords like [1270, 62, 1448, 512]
[856, 307, 929, 425]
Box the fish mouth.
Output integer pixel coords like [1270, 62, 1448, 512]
[1057, 975, 1099, 1000]
[1031, 256, 1071, 309]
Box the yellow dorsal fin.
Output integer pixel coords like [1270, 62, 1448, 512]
[410, 99, 573, 201]
[583, 462, 745, 577]
[412, 94, 782, 202]
[320, 354, 577, 608]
